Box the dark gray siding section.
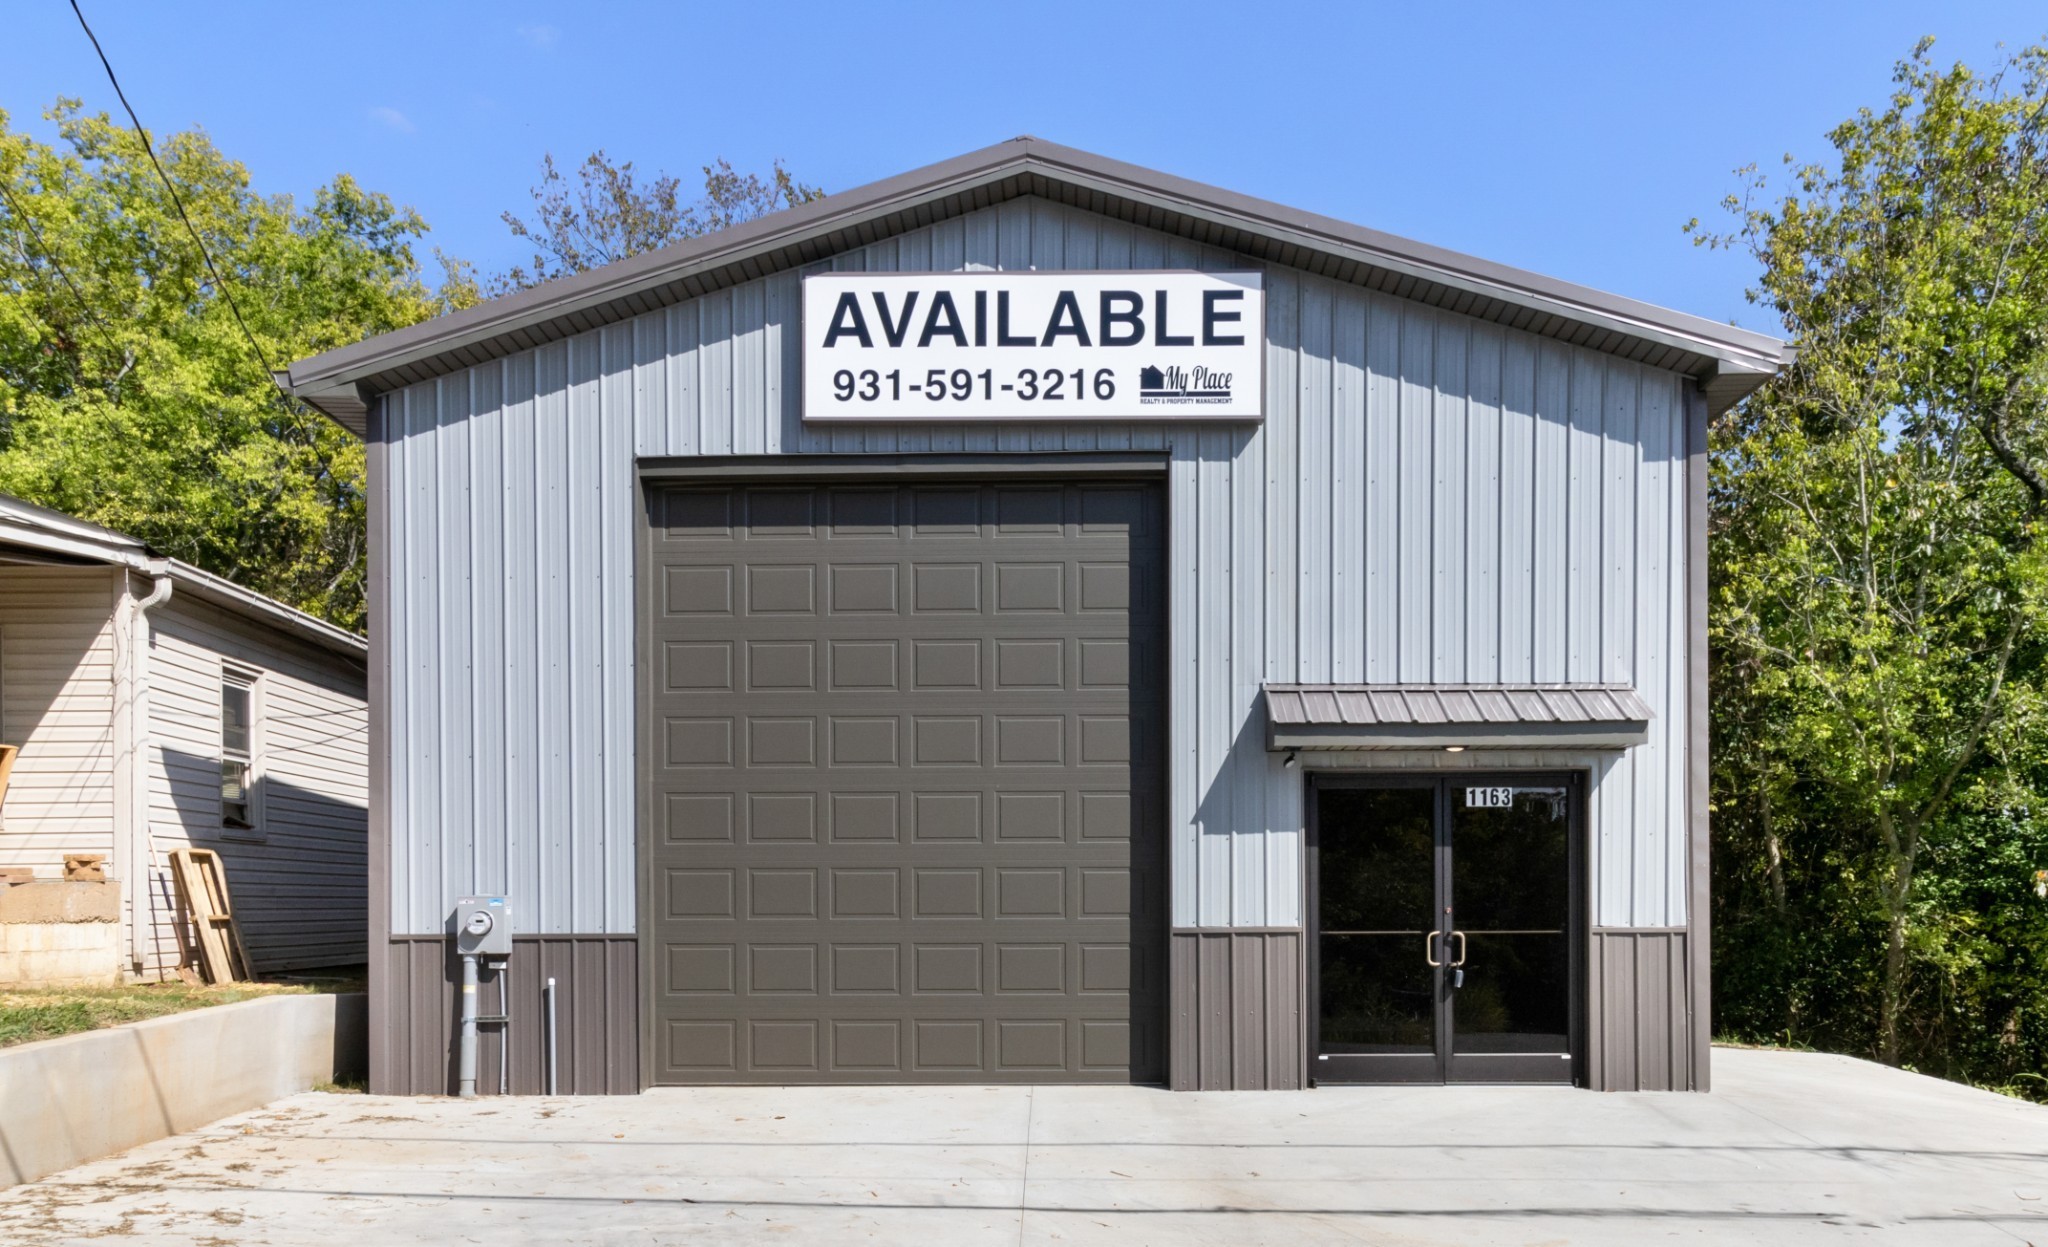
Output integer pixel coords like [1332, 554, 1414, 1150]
[1169, 929, 1305, 1090]
[378, 195, 1694, 936]
[1586, 929, 1695, 1091]
[378, 935, 638, 1095]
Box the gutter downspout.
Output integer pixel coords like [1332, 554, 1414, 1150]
[112, 563, 172, 976]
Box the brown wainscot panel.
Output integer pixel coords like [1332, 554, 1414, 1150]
[1586, 928, 1698, 1092]
[378, 935, 639, 1096]
[1169, 929, 1305, 1091]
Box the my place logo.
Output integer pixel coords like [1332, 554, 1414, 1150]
[1138, 364, 1235, 405]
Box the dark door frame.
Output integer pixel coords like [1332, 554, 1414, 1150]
[1305, 769, 1588, 1087]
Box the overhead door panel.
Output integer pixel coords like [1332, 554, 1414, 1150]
[643, 480, 1165, 1083]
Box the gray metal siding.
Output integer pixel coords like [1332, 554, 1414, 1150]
[379, 195, 1691, 935]
[383, 338, 636, 935]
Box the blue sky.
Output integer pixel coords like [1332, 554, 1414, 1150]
[5, 2, 2042, 338]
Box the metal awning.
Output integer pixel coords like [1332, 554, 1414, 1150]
[1263, 683, 1653, 751]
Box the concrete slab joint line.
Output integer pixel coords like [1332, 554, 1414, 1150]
[1016, 1085, 1035, 1244]
[1, 1049, 2045, 1244]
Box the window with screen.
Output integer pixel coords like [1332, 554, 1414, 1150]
[221, 670, 257, 832]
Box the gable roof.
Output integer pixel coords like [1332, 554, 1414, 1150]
[280, 136, 1788, 435]
[0, 493, 367, 660]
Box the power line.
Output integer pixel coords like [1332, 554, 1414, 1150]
[0, 178, 130, 375]
[68, 0, 275, 380]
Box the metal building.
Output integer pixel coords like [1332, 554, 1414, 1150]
[282, 139, 1785, 1094]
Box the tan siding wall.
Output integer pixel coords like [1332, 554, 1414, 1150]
[0, 567, 119, 876]
[141, 592, 368, 976]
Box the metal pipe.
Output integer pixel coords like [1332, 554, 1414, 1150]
[544, 976, 557, 1095]
[498, 960, 510, 1097]
[457, 953, 479, 1098]
[117, 567, 173, 975]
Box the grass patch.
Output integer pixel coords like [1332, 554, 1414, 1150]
[0, 970, 365, 1049]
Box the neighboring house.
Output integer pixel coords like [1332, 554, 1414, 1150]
[0, 494, 368, 981]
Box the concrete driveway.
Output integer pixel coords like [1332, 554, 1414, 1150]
[2, 1047, 2043, 1246]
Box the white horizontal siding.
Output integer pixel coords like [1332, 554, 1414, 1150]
[381, 195, 1691, 934]
[0, 567, 118, 873]
[141, 593, 368, 975]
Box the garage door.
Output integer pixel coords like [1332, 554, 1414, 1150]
[643, 478, 1165, 1083]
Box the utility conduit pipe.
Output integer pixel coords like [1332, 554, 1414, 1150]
[452, 898, 511, 1097]
[119, 565, 173, 973]
[457, 952, 480, 1098]
[545, 976, 558, 1095]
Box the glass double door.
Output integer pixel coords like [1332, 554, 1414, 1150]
[1310, 774, 1579, 1085]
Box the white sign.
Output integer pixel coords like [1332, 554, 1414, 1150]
[1465, 786, 1515, 809]
[802, 271, 1264, 422]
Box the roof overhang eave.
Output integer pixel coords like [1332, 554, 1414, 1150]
[0, 504, 367, 661]
[1268, 722, 1652, 752]
[279, 373, 372, 439]
[164, 559, 369, 660]
[281, 138, 1792, 433]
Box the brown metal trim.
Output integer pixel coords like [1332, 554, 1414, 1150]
[1584, 907, 1605, 1088]
[364, 395, 396, 1095]
[636, 451, 1170, 484]
[1305, 769, 1588, 1088]
[281, 139, 1787, 433]
[1685, 379, 1713, 1092]
[636, 470, 1170, 1087]
[1270, 722, 1650, 750]
[632, 477, 657, 1094]
[1574, 774, 1593, 1091]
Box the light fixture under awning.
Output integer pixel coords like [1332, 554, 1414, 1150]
[1263, 683, 1653, 751]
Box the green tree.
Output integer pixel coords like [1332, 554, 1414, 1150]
[1700, 41, 2048, 1070]
[496, 151, 822, 290]
[0, 99, 455, 629]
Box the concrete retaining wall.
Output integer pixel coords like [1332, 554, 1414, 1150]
[0, 880, 122, 987]
[0, 991, 366, 1188]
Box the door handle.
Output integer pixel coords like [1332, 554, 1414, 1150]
[1450, 930, 1467, 967]
[1424, 930, 1443, 967]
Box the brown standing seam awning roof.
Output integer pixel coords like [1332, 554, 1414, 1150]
[1263, 683, 1653, 751]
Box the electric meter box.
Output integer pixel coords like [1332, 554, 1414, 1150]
[453, 896, 512, 957]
